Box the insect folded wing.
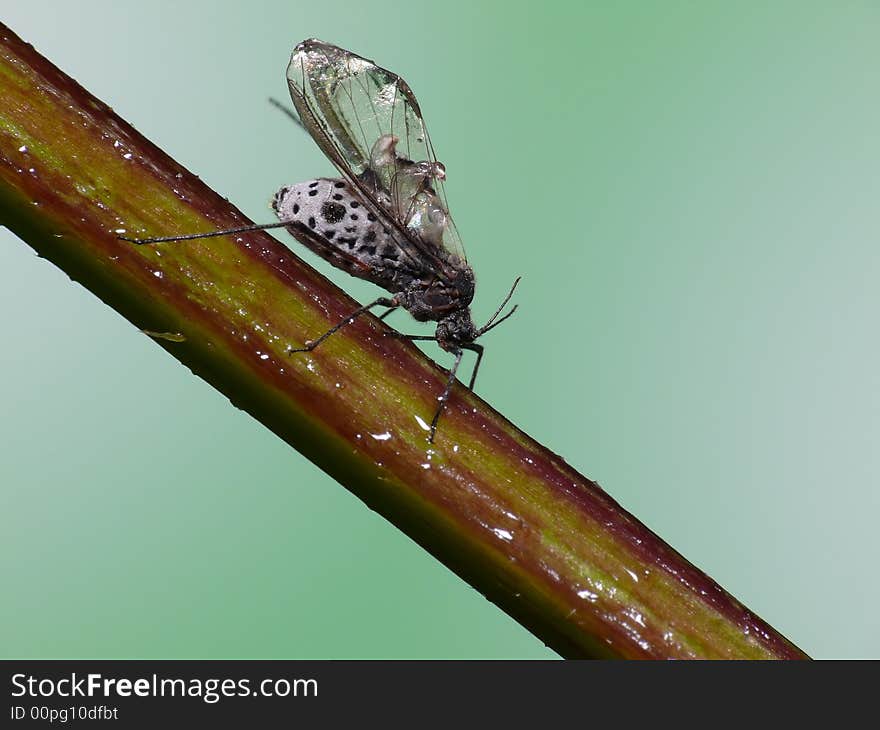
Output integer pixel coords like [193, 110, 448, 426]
[286, 39, 466, 269]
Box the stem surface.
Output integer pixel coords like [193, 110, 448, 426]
[0, 23, 807, 659]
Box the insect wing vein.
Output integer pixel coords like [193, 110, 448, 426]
[287, 39, 467, 274]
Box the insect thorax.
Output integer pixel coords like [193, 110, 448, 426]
[394, 265, 475, 324]
[272, 178, 418, 293]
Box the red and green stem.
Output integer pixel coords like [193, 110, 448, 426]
[0, 23, 807, 659]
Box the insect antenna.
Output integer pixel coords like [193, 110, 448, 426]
[478, 276, 521, 336]
[119, 221, 294, 245]
[479, 305, 518, 336]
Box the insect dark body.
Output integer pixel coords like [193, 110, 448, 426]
[124, 39, 518, 442]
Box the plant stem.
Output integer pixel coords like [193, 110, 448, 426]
[0, 23, 807, 659]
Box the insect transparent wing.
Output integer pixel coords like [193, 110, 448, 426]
[287, 39, 467, 264]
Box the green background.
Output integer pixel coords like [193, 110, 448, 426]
[2, 1, 877, 658]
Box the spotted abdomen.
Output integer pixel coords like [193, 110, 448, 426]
[272, 178, 418, 292]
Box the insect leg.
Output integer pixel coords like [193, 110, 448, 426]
[288, 297, 396, 354]
[462, 343, 484, 391]
[268, 97, 305, 130]
[388, 333, 437, 341]
[392, 338, 481, 390]
[120, 221, 294, 245]
[378, 307, 399, 321]
[429, 348, 464, 443]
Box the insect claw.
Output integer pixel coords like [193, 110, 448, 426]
[287, 341, 314, 355]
